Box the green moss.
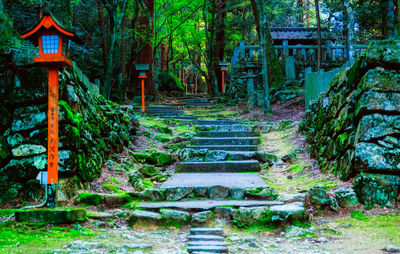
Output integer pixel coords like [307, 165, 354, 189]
[148, 152, 174, 166]
[155, 135, 171, 143]
[103, 182, 123, 194]
[287, 163, 310, 174]
[0, 209, 19, 217]
[75, 192, 102, 206]
[0, 224, 95, 253]
[129, 152, 150, 163]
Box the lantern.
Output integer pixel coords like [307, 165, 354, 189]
[21, 12, 82, 208]
[135, 64, 150, 113]
[219, 61, 228, 93]
[21, 12, 82, 67]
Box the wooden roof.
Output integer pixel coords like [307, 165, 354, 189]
[21, 12, 82, 45]
[270, 27, 334, 41]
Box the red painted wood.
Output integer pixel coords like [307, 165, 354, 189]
[141, 78, 145, 113]
[48, 68, 59, 185]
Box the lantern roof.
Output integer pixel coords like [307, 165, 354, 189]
[21, 11, 83, 45]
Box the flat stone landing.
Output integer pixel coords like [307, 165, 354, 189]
[139, 200, 283, 210]
[160, 173, 268, 189]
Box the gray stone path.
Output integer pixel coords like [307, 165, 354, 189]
[187, 227, 228, 253]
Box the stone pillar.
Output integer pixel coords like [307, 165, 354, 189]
[247, 70, 256, 109]
[282, 40, 289, 63]
[239, 41, 245, 60]
[94, 79, 100, 95]
[285, 56, 296, 81]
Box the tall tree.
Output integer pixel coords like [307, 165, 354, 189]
[344, 0, 355, 62]
[214, 0, 226, 93]
[135, 0, 154, 94]
[101, 0, 128, 99]
[250, 0, 284, 89]
[253, 0, 271, 113]
[314, 0, 322, 70]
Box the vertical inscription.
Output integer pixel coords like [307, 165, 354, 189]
[48, 68, 59, 184]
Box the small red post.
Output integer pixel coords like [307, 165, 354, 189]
[222, 70, 225, 94]
[48, 68, 59, 185]
[141, 78, 145, 113]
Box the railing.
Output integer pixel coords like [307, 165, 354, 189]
[231, 41, 369, 70]
[273, 44, 368, 64]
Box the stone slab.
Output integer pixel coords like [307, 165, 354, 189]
[195, 120, 239, 125]
[196, 125, 253, 131]
[188, 235, 225, 242]
[191, 227, 223, 235]
[160, 173, 267, 188]
[190, 145, 258, 151]
[139, 200, 283, 210]
[187, 245, 228, 253]
[197, 131, 259, 137]
[194, 137, 259, 146]
[188, 241, 227, 246]
[176, 160, 260, 173]
[15, 208, 86, 223]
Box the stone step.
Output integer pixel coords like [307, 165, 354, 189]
[188, 235, 225, 242]
[190, 145, 258, 151]
[197, 131, 259, 137]
[191, 228, 223, 236]
[195, 120, 239, 125]
[187, 245, 228, 253]
[188, 241, 227, 247]
[160, 115, 197, 120]
[160, 172, 267, 188]
[193, 137, 259, 146]
[139, 200, 283, 211]
[196, 125, 253, 132]
[176, 160, 260, 173]
[144, 106, 180, 110]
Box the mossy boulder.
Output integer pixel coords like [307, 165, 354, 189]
[75, 192, 103, 206]
[148, 152, 174, 166]
[0, 178, 22, 205]
[15, 208, 86, 223]
[353, 173, 399, 207]
[158, 70, 184, 92]
[139, 164, 160, 177]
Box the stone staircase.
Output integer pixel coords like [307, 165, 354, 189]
[187, 228, 228, 253]
[128, 117, 308, 228]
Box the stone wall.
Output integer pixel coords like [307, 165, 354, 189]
[0, 63, 138, 204]
[300, 40, 400, 206]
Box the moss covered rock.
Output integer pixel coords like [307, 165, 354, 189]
[148, 152, 174, 166]
[353, 173, 399, 207]
[15, 208, 86, 223]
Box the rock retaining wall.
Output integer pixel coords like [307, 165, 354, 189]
[0, 63, 138, 204]
[301, 40, 400, 206]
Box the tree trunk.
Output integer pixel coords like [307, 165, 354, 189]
[254, 0, 270, 113]
[131, 0, 154, 94]
[298, 0, 304, 24]
[315, 0, 322, 70]
[96, 0, 107, 67]
[213, 0, 226, 93]
[121, 16, 126, 79]
[251, 0, 284, 88]
[306, 0, 310, 27]
[344, 0, 355, 62]
[386, 0, 395, 38]
[161, 43, 168, 71]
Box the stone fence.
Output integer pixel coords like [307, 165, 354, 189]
[304, 62, 351, 109]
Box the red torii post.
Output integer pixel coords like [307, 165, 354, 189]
[21, 12, 82, 208]
[135, 64, 149, 113]
[219, 61, 228, 94]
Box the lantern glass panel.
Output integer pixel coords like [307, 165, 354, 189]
[42, 35, 59, 54]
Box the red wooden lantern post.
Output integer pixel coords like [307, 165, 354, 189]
[219, 61, 228, 94]
[135, 64, 150, 113]
[21, 12, 82, 208]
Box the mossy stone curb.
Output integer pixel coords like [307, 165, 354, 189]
[15, 208, 86, 223]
